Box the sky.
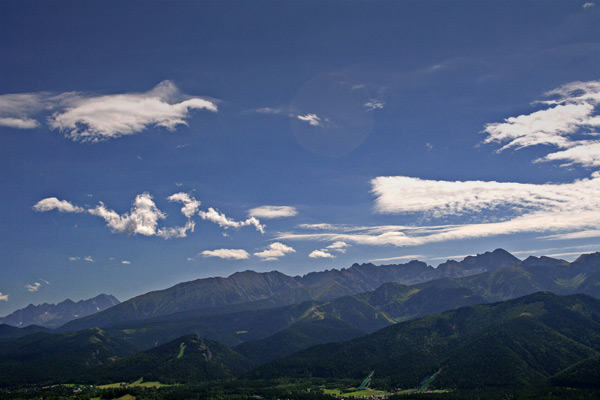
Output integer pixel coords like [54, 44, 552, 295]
[1, 0, 599, 315]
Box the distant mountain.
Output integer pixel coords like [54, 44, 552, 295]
[247, 292, 600, 390]
[0, 327, 134, 386]
[95, 334, 252, 384]
[0, 294, 120, 328]
[62, 249, 519, 331]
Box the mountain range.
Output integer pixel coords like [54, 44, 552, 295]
[61, 249, 519, 331]
[0, 248, 599, 392]
[0, 294, 120, 328]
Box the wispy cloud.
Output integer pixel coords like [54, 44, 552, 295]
[33, 198, 84, 213]
[254, 242, 295, 261]
[84, 256, 94, 262]
[0, 292, 8, 301]
[369, 254, 424, 263]
[202, 249, 250, 260]
[199, 208, 265, 233]
[25, 279, 50, 293]
[25, 282, 41, 292]
[309, 249, 335, 258]
[583, 2, 596, 8]
[539, 229, 600, 240]
[121, 260, 131, 264]
[0, 81, 217, 141]
[364, 100, 385, 111]
[371, 174, 600, 217]
[297, 113, 323, 126]
[255, 107, 283, 114]
[308, 241, 350, 259]
[483, 80, 600, 168]
[248, 205, 297, 219]
[68, 256, 80, 261]
[278, 170, 600, 247]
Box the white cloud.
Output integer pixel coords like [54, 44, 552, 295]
[0, 117, 40, 129]
[0, 292, 8, 301]
[47, 81, 217, 142]
[539, 229, 600, 240]
[277, 172, 600, 248]
[34, 192, 263, 239]
[0, 92, 55, 129]
[371, 175, 599, 217]
[33, 197, 84, 213]
[248, 205, 298, 219]
[583, 2, 595, 8]
[199, 207, 265, 233]
[483, 80, 600, 168]
[26, 282, 41, 292]
[254, 242, 295, 261]
[84, 256, 94, 262]
[68, 257, 80, 261]
[202, 249, 250, 260]
[167, 192, 201, 218]
[327, 241, 349, 253]
[121, 260, 131, 264]
[297, 113, 322, 126]
[0, 82, 216, 140]
[88, 193, 166, 236]
[537, 141, 600, 167]
[364, 100, 385, 111]
[369, 255, 424, 263]
[256, 107, 283, 114]
[309, 249, 335, 258]
[85, 193, 195, 239]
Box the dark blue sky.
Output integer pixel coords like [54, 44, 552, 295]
[1, 0, 599, 314]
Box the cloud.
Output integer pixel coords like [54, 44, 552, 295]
[167, 192, 201, 218]
[0, 92, 55, 129]
[248, 205, 298, 219]
[309, 249, 335, 258]
[327, 241, 349, 253]
[0, 82, 217, 141]
[364, 100, 385, 111]
[202, 249, 250, 260]
[583, 2, 595, 8]
[308, 241, 350, 259]
[371, 175, 599, 217]
[68, 257, 80, 261]
[0, 292, 7, 301]
[33, 197, 84, 213]
[35, 192, 261, 239]
[199, 208, 265, 233]
[84, 256, 94, 262]
[0, 117, 40, 129]
[483, 80, 600, 168]
[539, 229, 600, 240]
[256, 107, 283, 114]
[121, 260, 131, 264]
[369, 255, 424, 263]
[47, 81, 217, 142]
[26, 282, 41, 292]
[277, 172, 600, 247]
[254, 242, 295, 261]
[87, 193, 195, 239]
[297, 113, 322, 126]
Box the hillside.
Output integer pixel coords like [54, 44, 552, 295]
[0, 328, 134, 386]
[95, 334, 252, 384]
[247, 292, 600, 389]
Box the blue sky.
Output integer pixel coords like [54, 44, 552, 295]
[1, 0, 599, 315]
